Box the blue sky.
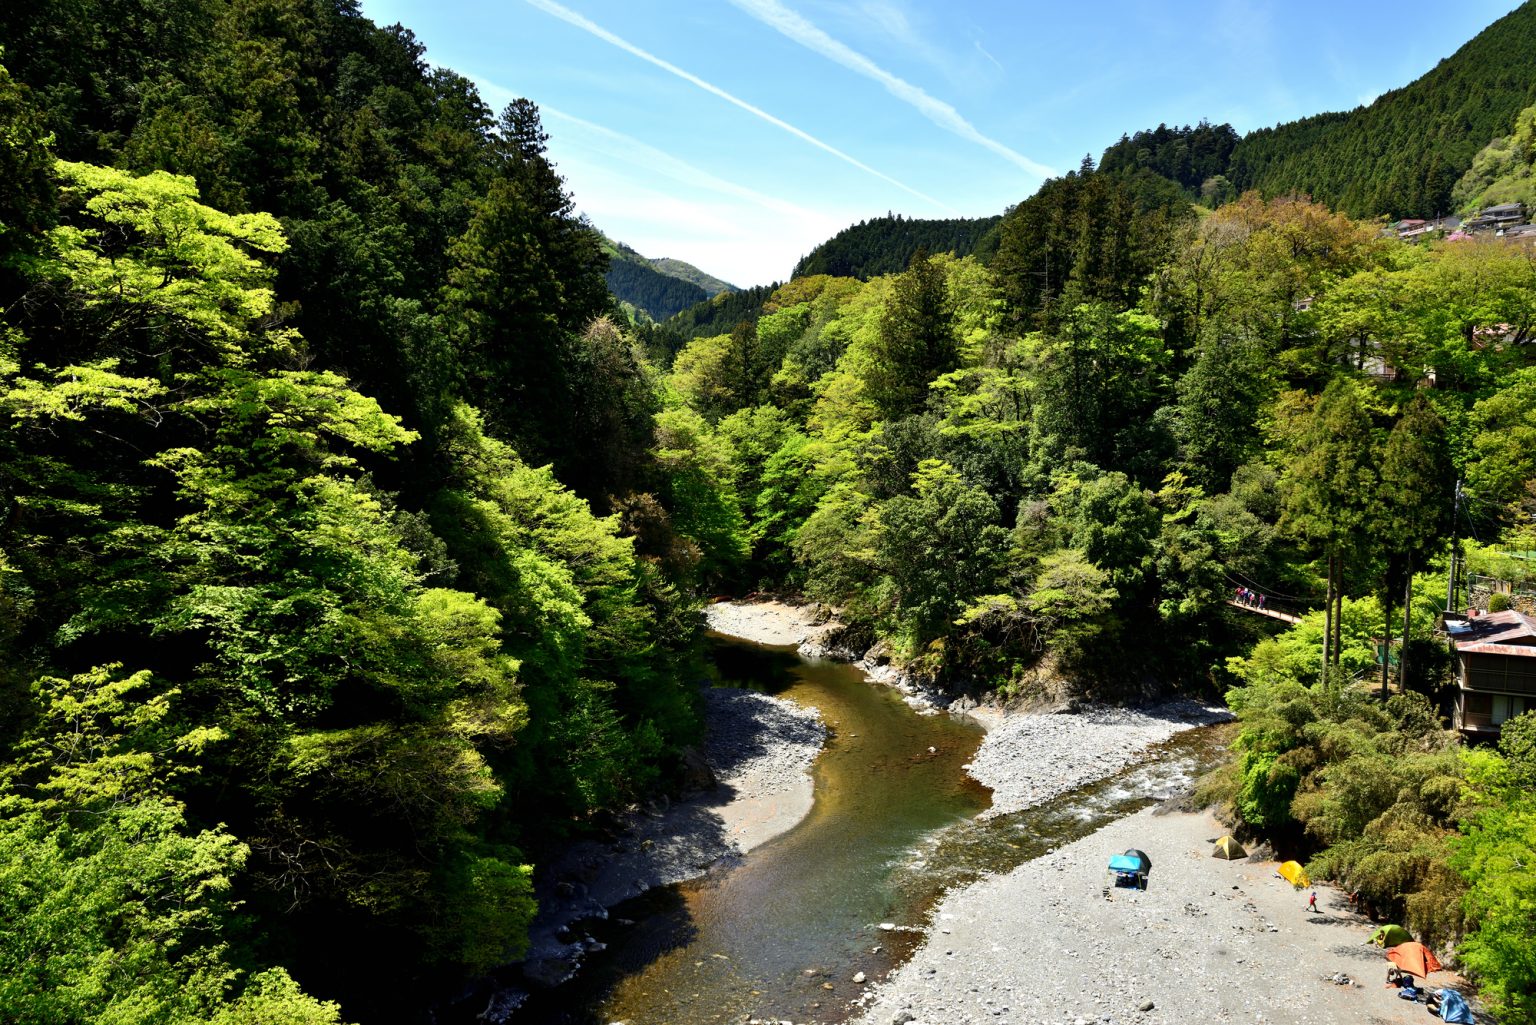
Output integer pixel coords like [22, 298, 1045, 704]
[359, 0, 1522, 287]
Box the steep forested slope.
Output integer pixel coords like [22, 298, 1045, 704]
[602, 238, 736, 322]
[649, 255, 736, 295]
[0, 4, 737, 1019]
[792, 213, 1001, 280]
[1227, 1, 1536, 217]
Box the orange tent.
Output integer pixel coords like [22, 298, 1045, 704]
[1387, 941, 1443, 980]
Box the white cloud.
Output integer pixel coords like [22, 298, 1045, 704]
[973, 38, 1004, 74]
[522, 0, 955, 213]
[728, 0, 1053, 178]
[468, 77, 846, 284]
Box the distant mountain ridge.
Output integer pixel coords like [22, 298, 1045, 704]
[601, 236, 737, 322]
[792, 213, 1002, 281]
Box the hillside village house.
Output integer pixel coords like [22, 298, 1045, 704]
[1445, 609, 1536, 740]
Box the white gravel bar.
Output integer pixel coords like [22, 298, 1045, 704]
[850, 805, 1463, 1025]
[966, 700, 1233, 818]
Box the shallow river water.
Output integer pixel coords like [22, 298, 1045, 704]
[513, 636, 1228, 1025]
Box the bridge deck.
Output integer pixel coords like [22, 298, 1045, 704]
[1225, 600, 1303, 625]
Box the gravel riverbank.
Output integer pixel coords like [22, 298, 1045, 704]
[965, 700, 1233, 817]
[849, 805, 1465, 1025]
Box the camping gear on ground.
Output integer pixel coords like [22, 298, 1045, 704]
[1435, 987, 1473, 1024]
[1387, 941, 1443, 981]
[1371, 924, 1413, 948]
[1106, 849, 1151, 890]
[1277, 860, 1310, 888]
[1212, 835, 1247, 859]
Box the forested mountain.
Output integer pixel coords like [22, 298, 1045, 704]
[1099, 121, 1240, 205]
[1225, 1, 1536, 217]
[792, 213, 1002, 280]
[4, 1, 1536, 1022]
[649, 255, 736, 295]
[602, 238, 736, 322]
[0, 3, 736, 1019]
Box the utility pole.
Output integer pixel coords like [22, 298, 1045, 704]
[1445, 479, 1464, 614]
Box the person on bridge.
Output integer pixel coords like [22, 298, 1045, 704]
[1258, 594, 1267, 610]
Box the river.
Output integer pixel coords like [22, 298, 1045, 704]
[510, 635, 1228, 1025]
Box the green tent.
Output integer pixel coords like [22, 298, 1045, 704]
[1371, 924, 1412, 948]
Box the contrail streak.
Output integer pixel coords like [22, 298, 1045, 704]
[523, 0, 957, 213]
[729, 0, 1053, 179]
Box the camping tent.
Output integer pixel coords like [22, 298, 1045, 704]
[1436, 987, 1473, 1024]
[1277, 860, 1310, 888]
[1212, 836, 1247, 860]
[1371, 924, 1412, 948]
[1387, 942, 1442, 980]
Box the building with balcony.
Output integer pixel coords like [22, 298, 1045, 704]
[1445, 609, 1536, 741]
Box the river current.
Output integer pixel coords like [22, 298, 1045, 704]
[512, 635, 1228, 1025]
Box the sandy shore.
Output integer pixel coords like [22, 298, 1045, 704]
[704, 597, 843, 648]
[850, 805, 1469, 1025]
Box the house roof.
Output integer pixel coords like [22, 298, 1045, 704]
[1458, 642, 1536, 658]
[1452, 609, 1536, 654]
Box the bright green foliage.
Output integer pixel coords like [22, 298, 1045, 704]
[652, 406, 751, 582]
[1052, 470, 1160, 596]
[0, 666, 346, 1025]
[1023, 548, 1118, 652]
[6, 1, 1536, 1010]
[1452, 723, 1536, 1021]
[40, 161, 286, 349]
[1452, 103, 1536, 215]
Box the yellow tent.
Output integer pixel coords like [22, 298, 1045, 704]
[1277, 860, 1310, 888]
[1212, 835, 1247, 860]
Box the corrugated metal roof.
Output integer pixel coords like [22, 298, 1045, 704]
[1457, 642, 1536, 657]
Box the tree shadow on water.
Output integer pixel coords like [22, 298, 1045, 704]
[505, 886, 701, 1024]
[708, 636, 805, 695]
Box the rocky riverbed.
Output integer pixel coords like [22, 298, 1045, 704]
[492, 685, 825, 1016]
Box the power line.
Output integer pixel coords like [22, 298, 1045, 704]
[1221, 567, 1313, 603]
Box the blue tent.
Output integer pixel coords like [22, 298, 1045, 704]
[1438, 988, 1473, 1024]
[1107, 854, 1143, 872]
